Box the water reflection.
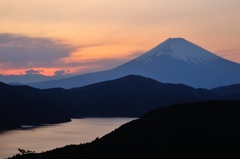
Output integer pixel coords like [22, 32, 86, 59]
[0, 118, 135, 159]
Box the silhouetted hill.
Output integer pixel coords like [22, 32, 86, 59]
[0, 117, 20, 131]
[8, 100, 240, 159]
[1, 75, 240, 131]
[68, 75, 219, 117]
[0, 82, 71, 128]
[211, 84, 240, 100]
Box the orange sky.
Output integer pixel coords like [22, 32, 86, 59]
[0, 0, 239, 76]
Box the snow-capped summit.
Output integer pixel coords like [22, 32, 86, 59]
[29, 38, 240, 89]
[135, 38, 220, 66]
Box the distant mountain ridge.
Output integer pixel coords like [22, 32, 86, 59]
[29, 38, 240, 89]
[67, 75, 218, 117]
[0, 73, 74, 85]
[1, 75, 240, 131]
[211, 84, 240, 100]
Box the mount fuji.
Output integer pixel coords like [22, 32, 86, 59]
[29, 38, 240, 89]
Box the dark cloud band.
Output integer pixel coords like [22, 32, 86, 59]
[0, 33, 78, 65]
[0, 33, 138, 75]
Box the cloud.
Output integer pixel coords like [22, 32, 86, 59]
[73, 58, 132, 74]
[54, 70, 71, 76]
[215, 49, 240, 57]
[127, 51, 145, 58]
[26, 69, 44, 75]
[0, 33, 117, 73]
[0, 33, 78, 68]
[215, 48, 240, 63]
[215, 49, 236, 54]
[0, 33, 146, 75]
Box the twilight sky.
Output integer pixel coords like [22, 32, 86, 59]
[0, 0, 240, 76]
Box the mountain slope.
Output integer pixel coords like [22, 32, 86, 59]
[29, 38, 240, 89]
[9, 100, 240, 159]
[0, 82, 71, 127]
[1, 75, 240, 131]
[211, 84, 240, 100]
[0, 75, 222, 129]
[67, 75, 218, 117]
[115, 38, 240, 88]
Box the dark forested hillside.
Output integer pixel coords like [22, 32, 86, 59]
[67, 75, 219, 117]
[0, 117, 20, 131]
[8, 100, 240, 159]
[1, 75, 240, 131]
[211, 84, 240, 99]
[0, 82, 71, 128]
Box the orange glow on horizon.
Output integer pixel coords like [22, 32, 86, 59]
[0, 0, 239, 76]
[1, 67, 86, 76]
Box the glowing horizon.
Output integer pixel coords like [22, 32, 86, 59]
[0, 0, 239, 76]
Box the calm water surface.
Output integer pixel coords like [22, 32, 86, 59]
[0, 118, 135, 159]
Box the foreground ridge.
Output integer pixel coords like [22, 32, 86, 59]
[8, 100, 240, 159]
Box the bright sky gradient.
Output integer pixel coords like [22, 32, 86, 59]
[0, 0, 240, 76]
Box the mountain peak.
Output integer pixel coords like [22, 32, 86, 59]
[134, 37, 221, 65]
[28, 37, 240, 89]
[166, 37, 186, 41]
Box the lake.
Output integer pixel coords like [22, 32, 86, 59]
[0, 118, 136, 159]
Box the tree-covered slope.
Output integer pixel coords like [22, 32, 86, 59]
[0, 82, 71, 128]
[8, 100, 240, 159]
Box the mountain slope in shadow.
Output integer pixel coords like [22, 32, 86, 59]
[0, 82, 71, 128]
[9, 100, 240, 159]
[1, 75, 240, 131]
[29, 38, 240, 89]
[68, 75, 219, 117]
[211, 84, 240, 100]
